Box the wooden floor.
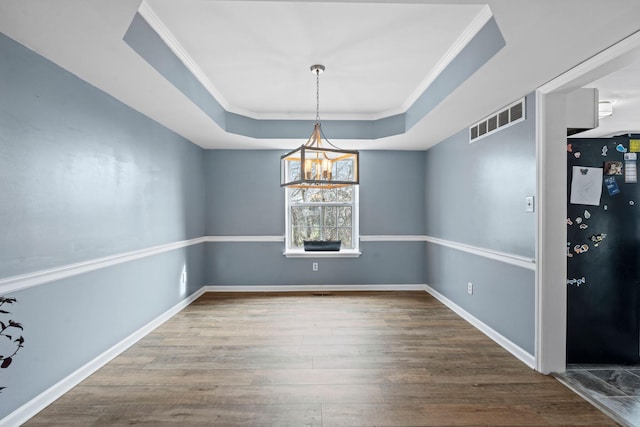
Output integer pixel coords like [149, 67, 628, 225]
[25, 292, 615, 426]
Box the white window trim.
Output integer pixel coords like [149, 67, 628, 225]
[284, 186, 360, 258]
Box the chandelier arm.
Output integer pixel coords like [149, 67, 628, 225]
[303, 132, 315, 147]
[318, 124, 346, 150]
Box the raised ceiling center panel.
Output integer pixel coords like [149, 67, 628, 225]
[144, 0, 488, 119]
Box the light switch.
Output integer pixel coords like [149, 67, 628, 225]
[525, 196, 535, 213]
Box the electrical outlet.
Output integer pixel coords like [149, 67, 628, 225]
[467, 282, 473, 295]
[312, 262, 318, 272]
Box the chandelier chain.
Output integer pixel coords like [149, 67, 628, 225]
[315, 69, 320, 123]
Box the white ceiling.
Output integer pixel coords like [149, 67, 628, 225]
[2, 0, 640, 150]
[580, 61, 640, 138]
[144, 1, 486, 119]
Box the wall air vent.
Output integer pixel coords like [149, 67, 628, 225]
[469, 97, 526, 143]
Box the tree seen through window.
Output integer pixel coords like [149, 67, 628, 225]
[288, 186, 354, 249]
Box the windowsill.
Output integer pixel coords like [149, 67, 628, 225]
[283, 248, 362, 258]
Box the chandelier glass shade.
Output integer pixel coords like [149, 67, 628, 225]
[280, 65, 359, 188]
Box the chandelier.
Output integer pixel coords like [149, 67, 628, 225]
[280, 65, 359, 188]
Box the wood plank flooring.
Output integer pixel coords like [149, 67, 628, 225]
[24, 292, 615, 426]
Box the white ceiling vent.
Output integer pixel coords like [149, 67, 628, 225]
[469, 97, 526, 143]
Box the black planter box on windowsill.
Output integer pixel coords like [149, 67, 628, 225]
[303, 240, 341, 251]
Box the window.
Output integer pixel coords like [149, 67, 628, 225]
[285, 186, 359, 256]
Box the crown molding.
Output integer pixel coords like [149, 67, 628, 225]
[137, 1, 232, 112]
[396, 5, 493, 117]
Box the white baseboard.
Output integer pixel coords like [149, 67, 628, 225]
[424, 284, 535, 369]
[204, 284, 428, 292]
[0, 288, 206, 427]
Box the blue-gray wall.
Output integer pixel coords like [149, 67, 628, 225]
[0, 33, 206, 418]
[204, 150, 426, 285]
[424, 93, 537, 354]
[0, 24, 538, 421]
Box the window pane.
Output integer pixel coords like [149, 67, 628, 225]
[337, 228, 353, 248]
[307, 227, 321, 241]
[306, 207, 321, 226]
[291, 206, 321, 227]
[291, 227, 306, 247]
[287, 161, 301, 182]
[290, 207, 302, 227]
[322, 189, 336, 202]
[324, 227, 338, 241]
[336, 186, 353, 202]
[337, 206, 352, 226]
[304, 188, 323, 202]
[335, 159, 354, 181]
[292, 227, 321, 245]
[289, 188, 303, 203]
[324, 206, 337, 227]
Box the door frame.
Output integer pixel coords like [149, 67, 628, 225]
[535, 30, 640, 374]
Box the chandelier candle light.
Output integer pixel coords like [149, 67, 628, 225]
[280, 65, 359, 188]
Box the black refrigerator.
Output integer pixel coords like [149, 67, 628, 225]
[567, 135, 640, 364]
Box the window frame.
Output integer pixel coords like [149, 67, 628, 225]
[284, 185, 360, 258]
